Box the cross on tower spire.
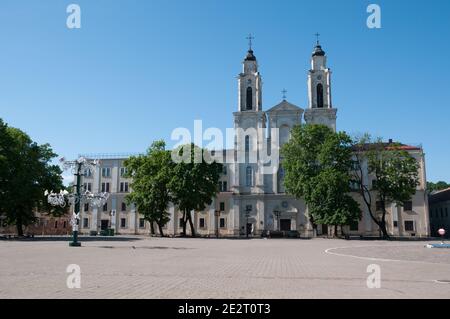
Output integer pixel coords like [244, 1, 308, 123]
[315, 32, 320, 45]
[246, 34, 255, 50]
[282, 88, 287, 100]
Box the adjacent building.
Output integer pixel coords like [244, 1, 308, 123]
[429, 188, 450, 238]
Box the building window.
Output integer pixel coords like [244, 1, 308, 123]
[84, 168, 92, 178]
[120, 182, 129, 193]
[246, 87, 253, 110]
[372, 180, 378, 190]
[199, 218, 205, 228]
[120, 167, 128, 177]
[139, 218, 145, 228]
[121, 218, 126, 228]
[246, 166, 253, 187]
[404, 220, 414, 232]
[83, 218, 89, 228]
[101, 167, 111, 178]
[376, 201, 383, 211]
[350, 181, 360, 191]
[101, 182, 110, 193]
[316, 83, 324, 108]
[223, 166, 227, 175]
[103, 203, 108, 212]
[54, 221, 58, 229]
[349, 221, 359, 231]
[403, 201, 413, 211]
[245, 135, 250, 152]
[220, 218, 226, 228]
[220, 202, 225, 211]
[393, 221, 398, 228]
[63, 221, 67, 228]
[83, 182, 92, 192]
[121, 202, 126, 211]
[351, 160, 360, 171]
[179, 218, 184, 228]
[84, 203, 89, 212]
[219, 181, 227, 192]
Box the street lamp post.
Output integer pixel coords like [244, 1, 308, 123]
[46, 157, 109, 247]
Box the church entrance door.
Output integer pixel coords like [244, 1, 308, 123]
[280, 219, 291, 231]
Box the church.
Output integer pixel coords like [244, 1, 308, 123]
[76, 40, 430, 238]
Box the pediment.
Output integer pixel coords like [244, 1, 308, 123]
[267, 100, 304, 113]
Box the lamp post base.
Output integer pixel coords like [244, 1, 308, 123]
[69, 230, 81, 247]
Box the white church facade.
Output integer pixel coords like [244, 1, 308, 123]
[77, 42, 430, 238]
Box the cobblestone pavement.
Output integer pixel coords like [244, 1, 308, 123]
[1, 237, 449, 299]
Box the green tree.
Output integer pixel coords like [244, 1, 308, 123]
[352, 135, 420, 239]
[281, 124, 360, 236]
[0, 119, 65, 236]
[169, 144, 222, 237]
[124, 140, 172, 236]
[427, 181, 450, 193]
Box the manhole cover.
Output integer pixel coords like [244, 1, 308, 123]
[434, 280, 450, 284]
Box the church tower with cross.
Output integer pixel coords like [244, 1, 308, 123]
[304, 34, 337, 131]
[238, 35, 262, 112]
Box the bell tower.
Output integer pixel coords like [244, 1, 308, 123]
[304, 35, 337, 131]
[238, 34, 262, 112]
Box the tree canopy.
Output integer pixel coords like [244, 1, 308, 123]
[0, 118, 65, 236]
[124, 140, 173, 236]
[168, 143, 223, 237]
[281, 124, 360, 235]
[352, 135, 420, 239]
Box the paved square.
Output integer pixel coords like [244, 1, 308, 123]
[1, 237, 449, 298]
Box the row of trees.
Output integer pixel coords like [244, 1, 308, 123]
[282, 125, 420, 239]
[0, 119, 65, 236]
[124, 141, 222, 237]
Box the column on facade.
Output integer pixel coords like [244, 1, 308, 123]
[91, 207, 98, 234]
[130, 204, 137, 235]
[233, 198, 241, 236]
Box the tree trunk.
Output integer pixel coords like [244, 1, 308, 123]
[157, 223, 164, 237]
[379, 217, 390, 240]
[340, 225, 346, 238]
[182, 210, 187, 236]
[380, 201, 390, 240]
[334, 225, 338, 238]
[16, 214, 24, 237]
[187, 211, 196, 237]
[150, 220, 155, 235]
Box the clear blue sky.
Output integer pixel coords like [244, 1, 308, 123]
[0, 0, 449, 183]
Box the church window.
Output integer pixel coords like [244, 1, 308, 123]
[403, 201, 413, 211]
[316, 83, 324, 108]
[245, 135, 250, 152]
[246, 166, 253, 187]
[246, 87, 253, 110]
[404, 221, 414, 231]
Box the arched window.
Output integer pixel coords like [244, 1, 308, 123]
[121, 202, 126, 211]
[316, 83, 324, 108]
[246, 166, 253, 187]
[246, 87, 253, 110]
